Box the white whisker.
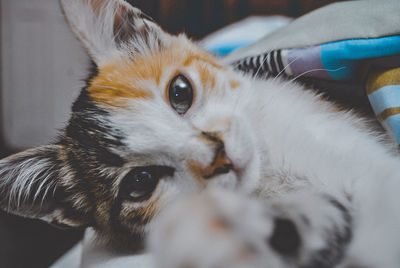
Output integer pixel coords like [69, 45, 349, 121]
[282, 66, 347, 88]
[254, 53, 269, 78]
[272, 56, 300, 82]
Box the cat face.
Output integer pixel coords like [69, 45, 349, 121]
[0, 0, 260, 244]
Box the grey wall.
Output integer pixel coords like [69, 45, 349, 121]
[1, 0, 90, 149]
[0, 3, 89, 267]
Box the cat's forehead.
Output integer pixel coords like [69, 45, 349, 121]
[87, 38, 227, 108]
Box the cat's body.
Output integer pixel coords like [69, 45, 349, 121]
[0, 0, 399, 267]
[149, 75, 400, 268]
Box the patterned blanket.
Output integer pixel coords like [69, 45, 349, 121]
[219, 0, 400, 143]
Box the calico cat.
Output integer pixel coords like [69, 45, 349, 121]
[0, 0, 399, 267]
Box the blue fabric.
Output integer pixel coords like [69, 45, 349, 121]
[368, 85, 400, 115]
[321, 36, 400, 80]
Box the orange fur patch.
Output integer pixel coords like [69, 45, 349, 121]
[229, 80, 240, 89]
[89, 62, 154, 108]
[210, 217, 229, 232]
[187, 160, 207, 187]
[88, 39, 225, 108]
[195, 63, 216, 89]
[183, 51, 225, 70]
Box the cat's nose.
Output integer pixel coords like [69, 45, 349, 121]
[201, 131, 233, 179]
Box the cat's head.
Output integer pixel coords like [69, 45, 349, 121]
[0, 0, 260, 246]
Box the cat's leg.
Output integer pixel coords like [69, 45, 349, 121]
[147, 188, 352, 268]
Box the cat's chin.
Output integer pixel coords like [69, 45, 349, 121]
[206, 169, 240, 190]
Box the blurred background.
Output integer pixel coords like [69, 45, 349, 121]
[0, 0, 345, 267]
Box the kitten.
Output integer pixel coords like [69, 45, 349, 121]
[0, 0, 399, 267]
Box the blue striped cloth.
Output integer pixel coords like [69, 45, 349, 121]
[367, 68, 400, 143]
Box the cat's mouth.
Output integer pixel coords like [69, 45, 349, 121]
[203, 162, 234, 179]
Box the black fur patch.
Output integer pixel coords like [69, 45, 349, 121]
[53, 64, 130, 230]
[64, 88, 125, 167]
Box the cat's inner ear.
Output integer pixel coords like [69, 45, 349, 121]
[60, 0, 168, 64]
[0, 145, 91, 228]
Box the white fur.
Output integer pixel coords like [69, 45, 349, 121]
[140, 70, 400, 267]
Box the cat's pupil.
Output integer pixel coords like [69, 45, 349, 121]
[134, 171, 152, 186]
[174, 86, 189, 101]
[121, 166, 175, 202]
[122, 169, 158, 201]
[168, 74, 193, 115]
[129, 171, 155, 199]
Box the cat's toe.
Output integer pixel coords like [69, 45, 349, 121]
[269, 217, 301, 256]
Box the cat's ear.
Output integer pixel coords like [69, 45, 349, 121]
[60, 0, 170, 65]
[0, 145, 91, 228]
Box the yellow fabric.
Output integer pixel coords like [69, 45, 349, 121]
[366, 67, 400, 94]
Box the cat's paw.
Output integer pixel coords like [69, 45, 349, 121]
[267, 192, 352, 268]
[147, 189, 352, 268]
[147, 188, 282, 268]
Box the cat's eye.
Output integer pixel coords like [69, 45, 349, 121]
[121, 166, 175, 202]
[168, 74, 193, 115]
